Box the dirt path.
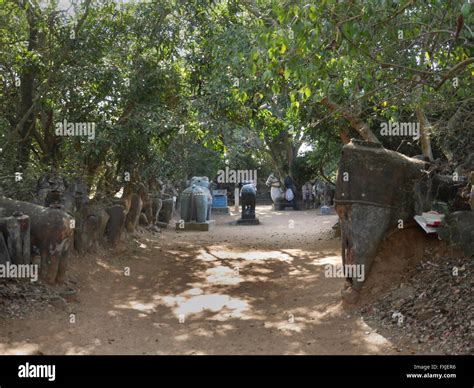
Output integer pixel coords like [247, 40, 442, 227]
[0, 206, 416, 355]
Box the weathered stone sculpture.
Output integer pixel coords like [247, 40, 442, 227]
[63, 178, 89, 214]
[237, 182, 259, 225]
[0, 210, 30, 265]
[139, 179, 175, 228]
[104, 203, 127, 245]
[177, 176, 213, 231]
[335, 140, 427, 290]
[74, 205, 109, 253]
[125, 183, 147, 233]
[35, 171, 67, 208]
[158, 198, 174, 224]
[158, 180, 179, 227]
[0, 198, 74, 284]
[266, 173, 298, 210]
[313, 180, 335, 208]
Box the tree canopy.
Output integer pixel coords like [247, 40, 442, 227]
[0, 0, 472, 197]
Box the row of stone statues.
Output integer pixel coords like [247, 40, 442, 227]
[0, 171, 313, 284]
[302, 181, 336, 210]
[179, 173, 324, 227]
[178, 176, 260, 227]
[180, 173, 333, 223]
[0, 172, 178, 284]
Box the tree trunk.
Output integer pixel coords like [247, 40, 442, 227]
[14, 5, 39, 169]
[265, 130, 298, 179]
[320, 97, 380, 143]
[415, 108, 434, 161]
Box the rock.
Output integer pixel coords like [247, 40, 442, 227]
[438, 211, 474, 256]
[417, 309, 436, 321]
[147, 225, 160, 233]
[391, 285, 416, 300]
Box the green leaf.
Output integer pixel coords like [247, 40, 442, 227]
[461, 3, 470, 16]
[308, 5, 317, 21]
[263, 70, 272, 81]
[251, 63, 257, 75]
[304, 86, 311, 98]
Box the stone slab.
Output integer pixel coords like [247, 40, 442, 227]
[236, 218, 260, 225]
[212, 207, 230, 214]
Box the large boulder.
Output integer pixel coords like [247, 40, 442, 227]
[335, 140, 427, 289]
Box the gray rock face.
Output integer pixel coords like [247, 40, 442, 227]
[335, 140, 427, 289]
[438, 211, 474, 256]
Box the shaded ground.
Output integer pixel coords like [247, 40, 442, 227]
[0, 206, 423, 355]
[360, 255, 472, 355]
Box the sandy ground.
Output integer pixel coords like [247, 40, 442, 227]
[0, 206, 420, 355]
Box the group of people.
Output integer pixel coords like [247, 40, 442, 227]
[301, 180, 335, 210]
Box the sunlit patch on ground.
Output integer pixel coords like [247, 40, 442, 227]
[201, 249, 294, 263]
[185, 287, 204, 296]
[204, 265, 241, 285]
[161, 293, 250, 320]
[115, 301, 157, 313]
[309, 256, 341, 266]
[195, 249, 219, 262]
[264, 318, 305, 333]
[288, 267, 310, 276]
[352, 318, 393, 353]
[0, 342, 41, 355]
[96, 260, 127, 275]
[64, 343, 98, 355]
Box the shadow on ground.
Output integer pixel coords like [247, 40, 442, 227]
[0, 206, 401, 355]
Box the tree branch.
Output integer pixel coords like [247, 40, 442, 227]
[435, 57, 474, 90]
[320, 97, 380, 143]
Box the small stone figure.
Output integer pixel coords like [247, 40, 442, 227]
[237, 181, 259, 225]
[302, 181, 313, 210]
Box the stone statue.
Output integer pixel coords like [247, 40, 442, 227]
[265, 173, 298, 210]
[179, 176, 212, 223]
[302, 181, 313, 209]
[237, 181, 259, 225]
